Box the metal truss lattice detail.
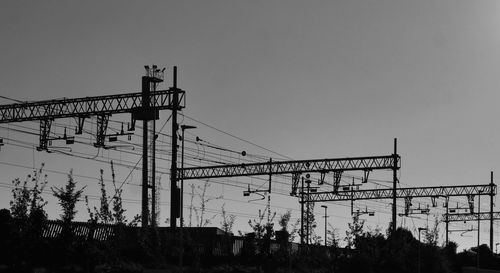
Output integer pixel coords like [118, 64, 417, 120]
[0, 88, 185, 123]
[444, 212, 500, 222]
[179, 155, 399, 180]
[305, 184, 496, 202]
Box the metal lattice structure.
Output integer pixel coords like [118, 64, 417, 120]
[180, 155, 399, 180]
[0, 88, 185, 123]
[0, 68, 186, 227]
[179, 152, 400, 240]
[305, 184, 496, 202]
[444, 212, 500, 222]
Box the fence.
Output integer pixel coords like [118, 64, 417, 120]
[43, 220, 118, 241]
[39, 220, 335, 258]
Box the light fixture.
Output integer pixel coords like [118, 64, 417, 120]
[181, 125, 197, 130]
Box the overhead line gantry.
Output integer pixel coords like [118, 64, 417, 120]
[0, 66, 186, 228]
[180, 140, 401, 233]
[444, 212, 500, 222]
[305, 184, 495, 202]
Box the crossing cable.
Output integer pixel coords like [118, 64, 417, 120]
[180, 113, 293, 160]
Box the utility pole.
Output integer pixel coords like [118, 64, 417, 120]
[300, 176, 305, 245]
[180, 125, 196, 227]
[478, 190, 483, 271]
[141, 72, 150, 227]
[170, 66, 180, 228]
[418, 227, 428, 273]
[392, 138, 398, 232]
[445, 197, 449, 245]
[150, 66, 159, 227]
[321, 205, 328, 246]
[306, 178, 311, 245]
[141, 65, 164, 227]
[490, 171, 494, 251]
[179, 124, 195, 272]
[351, 178, 354, 215]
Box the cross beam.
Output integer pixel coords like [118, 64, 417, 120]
[0, 88, 185, 123]
[444, 212, 500, 222]
[305, 184, 496, 202]
[179, 155, 399, 180]
[0, 68, 186, 228]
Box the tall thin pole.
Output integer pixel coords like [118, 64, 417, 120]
[351, 178, 354, 216]
[490, 171, 494, 251]
[151, 81, 157, 227]
[418, 228, 426, 273]
[141, 76, 150, 227]
[306, 181, 310, 245]
[392, 138, 398, 232]
[445, 198, 449, 245]
[170, 66, 179, 228]
[181, 128, 186, 228]
[418, 230, 421, 273]
[478, 192, 481, 270]
[322, 205, 328, 246]
[180, 127, 185, 272]
[300, 177, 304, 245]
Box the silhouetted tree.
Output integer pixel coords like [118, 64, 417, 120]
[85, 162, 139, 225]
[52, 169, 85, 223]
[193, 180, 222, 227]
[7, 165, 49, 270]
[345, 214, 364, 249]
[10, 164, 48, 223]
[220, 203, 236, 234]
[425, 215, 440, 246]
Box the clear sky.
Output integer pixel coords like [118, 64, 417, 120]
[1, 0, 500, 250]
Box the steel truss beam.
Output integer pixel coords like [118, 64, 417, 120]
[444, 212, 500, 222]
[179, 155, 399, 180]
[0, 88, 185, 123]
[305, 184, 496, 202]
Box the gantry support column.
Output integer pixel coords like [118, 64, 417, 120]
[141, 75, 151, 227]
[170, 66, 180, 228]
[490, 171, 494, 250]
[392, 138, 398, 232]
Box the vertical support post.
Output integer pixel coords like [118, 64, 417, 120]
[151, 81, 157, 227]
[179, 125, 185, 272]
[445, 197, 449, 245]
[490, 171, 494, 251]
[418, 231, 421, 273]
[170, 66, 179, 228]
[306, 181, 310, 245]
[392, 138, 398, 232]
[478, 192, 481, 270]
[300, 177, 304, 245]
[181, 129, 185, 228]
[351, 178, 354, 216]
[445, 217, 449, 245]
[269, 158, 272, 193]
[141, 75, 150, 227]
[37, 119, 52, 151]
[322, 205, 328, 246]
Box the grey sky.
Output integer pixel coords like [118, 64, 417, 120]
[1, 0, 499, 248]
